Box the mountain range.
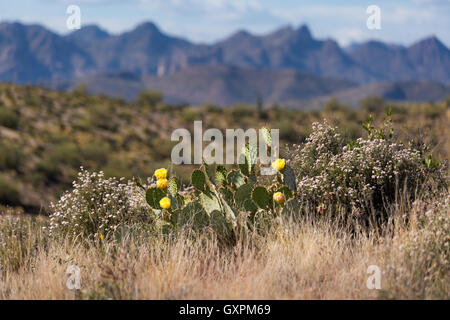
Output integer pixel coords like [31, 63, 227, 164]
[0, 21, 449, 106]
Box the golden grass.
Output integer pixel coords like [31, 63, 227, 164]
[1, 197, 448, 300]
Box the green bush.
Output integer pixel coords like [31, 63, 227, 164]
[360, 96, 385, 113]
[0, 174, 20, 206]
[80, 141, 110, 165]
[35, 155, 61, 183]
[181, 109, 199, 123]
[0, 107, 19, 129]
[88, 104, 118, 131]
[230, 104, 255, 121]
[0, 142, 23, 170]
[49, 142, 81, 167]
[137, 90, 163, 108]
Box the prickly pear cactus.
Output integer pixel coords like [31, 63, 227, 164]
[168, 177, 179, 197]
[215, 165, 228, 186]
[199, 192, 221, 214]
[144, 127, 299, 241]
[235, 184, 257, 212]
[203, 161, 216, 186]
[191, 169, 206, 192]
[281, 164, 297, 192]
[146, 187, 165, 210]
[227, 170, 246, 188]
[251, 186, 270, 209]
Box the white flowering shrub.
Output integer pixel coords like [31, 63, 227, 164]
[384, 194, 450, 299]
[49, 169, 149, 240]
[291, 119, 446, 223]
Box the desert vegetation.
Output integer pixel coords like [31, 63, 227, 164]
[0, 84, 449, 299]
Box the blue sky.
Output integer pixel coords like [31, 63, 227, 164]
[1, 0, 449, 46]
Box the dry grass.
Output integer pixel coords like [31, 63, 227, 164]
[1, 195, 448, 300]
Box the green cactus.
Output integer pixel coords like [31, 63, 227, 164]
[146, 187, 166, 210]
[203, 161, 216, 186]
[238, 153, 250, 177]
[168, 194, 184, 210]
[168, 177, 179, 197]
[248, 170, 257, 185]
[219, 195, 237, 228]
[235, 184, 257, 212]
[227, 170, 246, 188]
[219, 187, 234, 205]
[252, 186, 270, 209]
[282, 164, 297, 192]
[238, 143, 257, 177]
[209, 210, 232, 237]
[148, 126, 298, 239]
[276, 186, 293, 199]
[215, 165, 228, 186]
[191, 169, 206, 192]
[171, 201, 208, 228]
[199, 192, 221, 214]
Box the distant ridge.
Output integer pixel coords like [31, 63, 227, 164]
[1, 21, 449, 106]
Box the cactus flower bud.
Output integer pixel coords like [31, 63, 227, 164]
[273, 192, 286, 204]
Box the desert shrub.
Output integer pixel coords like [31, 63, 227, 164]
[137, 90, 163, 108]
[290, 118, 446, 224]
[201, 103, 223, 114]
[49, 142, 81, 167]
[0, 174, 20, 206]
[324, 97, 350, 112]
[181, 109, 199, 123]
[422, 103, 444, 119]
[150, 137, 175, 161]
[230, 104, 255, 121]
[273, 119, 299, 142]
[49, 169, 149, 240]
[102, 155, 135, 179]
[0, 107, 19, 129]
[35, 155, 61, 183]
[80, 141, 110, 165]
[88, 104, 118, 131]
[0, 142, 23, 170]
[360, 96, 385, 112]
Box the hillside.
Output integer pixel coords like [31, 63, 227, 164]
[52, 66, 357, 105]
[52, 69, 449, 107]
[0, 83, 449, 212]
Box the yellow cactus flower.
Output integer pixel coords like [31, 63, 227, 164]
[100, 234, 104, 241]
[273, 192, 286, 205]
[154, 168, 168, 180]
[159, 197, 171, 210]
[156, 178, 168, 189]
[271, 158, 286, 171]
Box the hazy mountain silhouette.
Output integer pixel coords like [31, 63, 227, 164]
[1, 21, 449, 105]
